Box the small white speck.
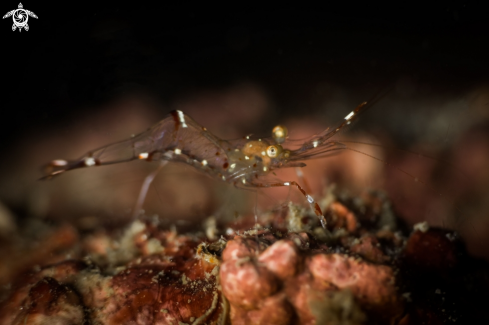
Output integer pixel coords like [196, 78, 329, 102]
[174, 148, 182, 155]
[345, 111, 355, 120]
[245, 156, 250, 160]
[413, 221, 429, 233]
[446, 233, 456, 241]
[230, 163, 236, 169]
[202, 159, 208, 166]
[402, 292, 412, 302]
[138, 152, 149, 159]
[313, 140, 319, 148]
[263, 167, 268, 172]
[221, 175, 226, 181]
[242, 178, 246, 184]
[306, 194, 314, 203]
[246, 135, 250, 140]
[84, 157, 95, 167]
[261, 151, 266, 156]
[284, 182, 290, 186]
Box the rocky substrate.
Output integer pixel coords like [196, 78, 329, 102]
[1, 188, 488, 324]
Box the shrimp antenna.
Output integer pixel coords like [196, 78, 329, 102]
[338, 139, 470, 181]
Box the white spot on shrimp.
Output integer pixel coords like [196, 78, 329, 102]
[202, 159, 208, 166]
[84, 157, 96, 167]
[261, 151, 266, 156]
[174, 148, 182, 155]
[138, 152, 149, 159]
[242, 178, 246, 184]
[52, 160, 68, 166]
[284, 182, 290, 186]
[313, 140, 319, 148]
[263, 166, 268, 172]
[230, 163, 236, 170]
[222, 175, 226, 181]
[245, 156, 250, 160]
[176, 110, 188, 128]
[306, 194, 315, 204]
[345, 111, 355, 120]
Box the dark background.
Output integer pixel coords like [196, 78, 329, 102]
[2, 3, 488, 149]
[1, 3, 489, 257]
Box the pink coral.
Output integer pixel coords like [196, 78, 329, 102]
[220, 231, 403, 324]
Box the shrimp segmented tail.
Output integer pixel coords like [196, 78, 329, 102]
[41, 110, 231, 180]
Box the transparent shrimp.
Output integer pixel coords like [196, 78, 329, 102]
[42, 100, 376, 229]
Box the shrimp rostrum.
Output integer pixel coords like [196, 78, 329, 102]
[43, 101, 373, 229]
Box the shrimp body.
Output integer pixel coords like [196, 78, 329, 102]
[44, 99, 374, 228]
[44, 111, 273, 182]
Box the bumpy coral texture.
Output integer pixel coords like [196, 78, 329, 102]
[220, 233, 402, 325]
[2, 189, 489, 324]
[0, 222, 227, 325]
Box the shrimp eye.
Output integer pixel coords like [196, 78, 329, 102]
[266, 145, 282, 158]
[272, 125, 288, 144]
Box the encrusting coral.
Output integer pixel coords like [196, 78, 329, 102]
[0, 187, 488, 324]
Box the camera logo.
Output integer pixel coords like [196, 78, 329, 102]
[3, 3, 37, 32]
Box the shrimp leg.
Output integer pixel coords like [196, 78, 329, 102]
[238, 179, 327, 229]
[294, 167, 312, 194]
[132, 161, 168, 219]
